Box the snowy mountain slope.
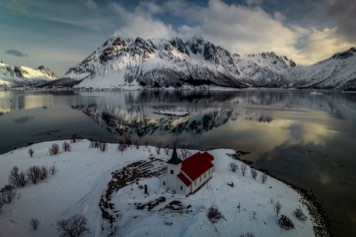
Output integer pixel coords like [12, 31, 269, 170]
[0, 61, 57, 87]
[65, 32, 356, 90]
[65, 33, 246, 89]
[233, 52, 296, 87]
[288, 47, 356, 90]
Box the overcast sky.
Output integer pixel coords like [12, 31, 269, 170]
[1, 0, 355, 76]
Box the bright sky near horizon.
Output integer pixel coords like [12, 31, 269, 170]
[0, 0, 355, 76]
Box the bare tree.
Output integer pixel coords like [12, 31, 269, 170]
[229, 162, 238, 172]
[164, 147, 169, 155]
[30, 218, 40, 230]
[250, 169, 258, 180]
[50, 165, 57, 175]
[28, 148, 34, 157]
[99, 143, 107, 152]
[261, 173, 268, 184]
[275, 202, 282, 217]
[62, 142, 71, 152]
[71, 134, 79, 143]
[156, 145, 161, 155]
[40, 166, 48, 180]
[56, 214, 90, 237]
[27, 166, 42, 184]
[49, 144, 60, 155]
[9, 166, 27, 187]
[207, 205, 225, 224]
[0, 187, 17, 204]
[180, 147, 190, 160]
[240, 164, 247, 176]
[294, 207, 307, 221]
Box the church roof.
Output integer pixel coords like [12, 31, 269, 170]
[177, 173, 191, 186]
[181, 152, 214, 181]
[167, 147, 181, 165]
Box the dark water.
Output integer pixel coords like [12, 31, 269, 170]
[1, 89, 355, 236]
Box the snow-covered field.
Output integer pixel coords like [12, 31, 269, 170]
[0, 140, 318, 237]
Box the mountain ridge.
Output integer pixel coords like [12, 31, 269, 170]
[0, 61, 57, 87]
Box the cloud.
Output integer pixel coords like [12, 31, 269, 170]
[85, 0, 97, 11]
[110, 2, 175, 39]
[5, 49, 28, 57]
[327, 0, 356, 41]
[291, 27, 355, 64]
[169, 0, 300, 58]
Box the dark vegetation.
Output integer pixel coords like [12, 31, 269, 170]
[56, 214, 90, 237]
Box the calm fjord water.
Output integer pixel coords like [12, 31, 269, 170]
[0, 89, 355, 236]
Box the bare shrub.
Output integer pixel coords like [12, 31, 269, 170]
[50, 165, 57, 175]
[40, 166, 48, 180]
[9, 166, 27, 187]
[180, 147, 189, 160]
[71, 134, 79, 143]
[261, 173, 268, 184]
[0, 186, 17, 204]
[56, 214, 90, 237]
[118, 143, 127, 152]
[294, 207, 307, 221]
[99, 142, 107, 152]
[229, 162, 238, 172]
[89, 141, 95, 148]
[30, 218, 40, 230]
[94, 141, 100, 148]
[156, 145, 161, 155]
[278, 215, 295, 230]
[49, 144, 60, 155]
[164, 147, 169, 155]
[274, 201, 282, 217]
[240, 164, 247, 176]
[207, 206, 225, 224]
[27, 166, 42, 184]
[62, 142, 71, 152]
[28, 148, 34, 157]
[250, 169, 258, 180]
[240, 233, 255, 237]
[0, 201, 3, 213]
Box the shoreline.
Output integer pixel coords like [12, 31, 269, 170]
[234, 153, 330, 237]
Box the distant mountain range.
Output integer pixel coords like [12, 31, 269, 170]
[0, 61, 57, 87]
[64, 33, 356, 90]
[2, 33, 356, 90]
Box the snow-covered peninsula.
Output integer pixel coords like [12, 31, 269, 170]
[0, 140, 325, 237]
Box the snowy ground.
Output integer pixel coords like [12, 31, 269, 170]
[0, 140, 318, 237]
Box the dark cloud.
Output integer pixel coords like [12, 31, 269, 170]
[328, 0, 356, 41]
[5, 49, 28, 57]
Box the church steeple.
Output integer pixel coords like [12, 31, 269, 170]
[167, 146, 181, 165]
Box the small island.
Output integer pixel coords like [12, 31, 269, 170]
[0, 139, 326, 237]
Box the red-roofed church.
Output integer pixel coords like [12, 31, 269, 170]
[161, 147, 214, 196]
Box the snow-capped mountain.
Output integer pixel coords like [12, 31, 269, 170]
[288, 47, 356, 90]
[65, 32, 356, 90]
[233, 52, 296, 87]
[0, 61, 57, 87]
[65, 33, 246, 89]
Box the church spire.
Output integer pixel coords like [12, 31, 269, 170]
[167, 146, 181, 165]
